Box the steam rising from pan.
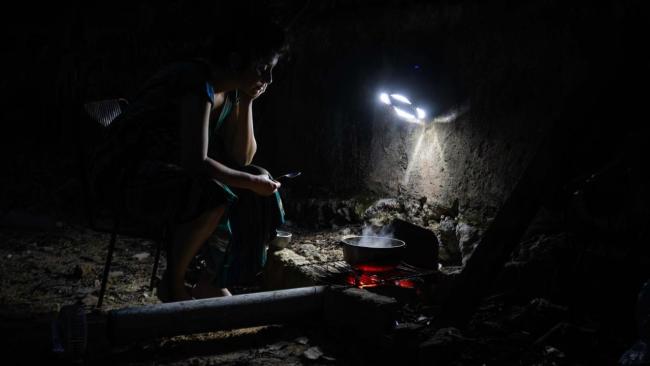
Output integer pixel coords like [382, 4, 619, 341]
[359, 225, 395, 247]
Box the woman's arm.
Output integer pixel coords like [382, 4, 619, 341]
[221, 93, 257, 166]
[179, 94, 278, 196]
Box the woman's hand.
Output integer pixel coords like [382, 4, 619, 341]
[239, 86, 266, 101]
[248, 173, 281, 196]
[240, 83, 268, 100]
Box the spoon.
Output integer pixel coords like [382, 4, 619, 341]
[274, 171, 302, 181]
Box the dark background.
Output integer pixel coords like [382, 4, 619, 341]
[1, 1, 649, 363]
[1, 0, 648, 222]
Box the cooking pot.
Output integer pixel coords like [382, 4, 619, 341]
[340, 235, 406, 269]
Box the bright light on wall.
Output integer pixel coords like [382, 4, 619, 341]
[378, 91, 426, 125]
[393, 107, 416, 121]
[390, 94, 411, 105]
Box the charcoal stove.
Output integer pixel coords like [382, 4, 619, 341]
[305, 259, 437, 302]
[348, 262, 436, 301]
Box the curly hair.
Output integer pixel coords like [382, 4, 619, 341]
[206, 4, 290, 71]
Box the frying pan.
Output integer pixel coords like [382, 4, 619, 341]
[340, 235, 406, 269]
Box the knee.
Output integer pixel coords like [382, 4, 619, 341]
[241, 164, 271, 177]
[208, 204, 226, 218]
[199, 204, 226, 228]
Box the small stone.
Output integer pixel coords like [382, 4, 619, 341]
[544, 345, 565, 358]
[456, 222, 480, 266]
[81, 294, 98, 306]
[295, 336, 309, 345]
[268, 342, 288, 351]
[417, 315, 430, 323]
[75, 287, 94, 296]
[72, 263, 95, 279]
[303, 346, 323, 360]
[437, 216, 461, 264]
[133, 252, 150, 261]
[341, 207, 351, 220]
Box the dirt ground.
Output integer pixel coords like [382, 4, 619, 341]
[0, 223, 358, 365]
[0, 216, 636, 365]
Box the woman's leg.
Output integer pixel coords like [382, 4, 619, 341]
[124, 161, 236, 301]
[169, 204, 225, 301]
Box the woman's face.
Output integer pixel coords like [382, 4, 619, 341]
[239, 54, 279, 98]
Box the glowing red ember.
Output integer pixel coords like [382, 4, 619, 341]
[353, 264, 397, 273]
[346, 265, 418, 289]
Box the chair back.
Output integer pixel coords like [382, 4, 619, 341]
[77, 98, 128, 230]
[83, 98, 129, 127]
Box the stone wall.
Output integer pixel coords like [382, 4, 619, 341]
[258, 0, 646, 226]
[3, 0, 646, 230]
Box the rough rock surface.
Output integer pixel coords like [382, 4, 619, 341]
[285, 196, 485, 267]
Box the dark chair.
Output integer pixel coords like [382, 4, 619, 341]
[79, 98, 169, 308]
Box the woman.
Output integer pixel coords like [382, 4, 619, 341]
[90, 17, 288, 301]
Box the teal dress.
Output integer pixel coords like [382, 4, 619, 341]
[205, 83, 286, 287]
[206, 83, 238, 238]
